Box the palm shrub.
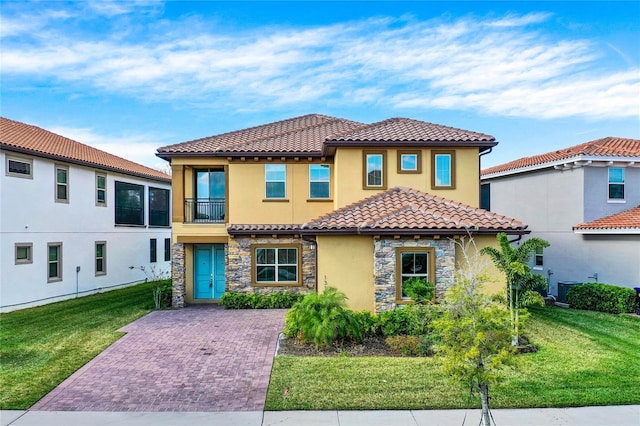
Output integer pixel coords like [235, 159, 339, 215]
[283, 287, 362, 348]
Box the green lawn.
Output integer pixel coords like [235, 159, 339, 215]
[0, 283, 153, 409]
[266, 307, 640, 410]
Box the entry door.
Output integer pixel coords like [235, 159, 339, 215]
[194, 244, 226, 299]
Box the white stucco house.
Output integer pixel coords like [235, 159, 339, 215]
[1, 117, 172, 312]
[481, 137, 640, 296]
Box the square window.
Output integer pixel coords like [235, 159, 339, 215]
[265, 165, 286, 199]
[253, 245, 300, 285]
[397, 151, 422, 174]
[396, 248, 434, 302]
[363, 151, 387, 189]
[15, 243, 33, 264]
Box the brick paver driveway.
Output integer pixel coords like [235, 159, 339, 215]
[32, 306, 286, 412]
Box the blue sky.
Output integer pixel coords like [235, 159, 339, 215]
[1, 1, 639, 171]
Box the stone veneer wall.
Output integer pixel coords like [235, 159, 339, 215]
[171, 243, 186, 308]
[374, 238, 455, 313]
[227, 236, 316, 295]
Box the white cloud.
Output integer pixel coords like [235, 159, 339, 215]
[1, 10, 638, 120]
[46, 125, 170, 171]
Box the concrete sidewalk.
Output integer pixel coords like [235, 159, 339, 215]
[3, 406, 639, 426]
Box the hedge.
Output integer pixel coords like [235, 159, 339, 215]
[220, 291, 304, 309]
[567, 283, 636, 314]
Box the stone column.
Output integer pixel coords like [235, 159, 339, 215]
[171, 243, 185, 308]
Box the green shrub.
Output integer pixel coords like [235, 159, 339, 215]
[220, 292, 303, 309]
[353, 310, 381, 337]
[522, 273, 548, 296]
[378, 304, 441, 336]
[567, 283, 636, 314]
[152, 279, 172, 309]
[519, 290, 545, 308]
[403, 278, 435, 304]
[283, 287, 362, 348]
[385, 335, 434, 356]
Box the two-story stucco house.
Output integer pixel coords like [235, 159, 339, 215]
[481, 137, 640, 295]
[157, 114, 528, 313]
[1, 117, 172, 312]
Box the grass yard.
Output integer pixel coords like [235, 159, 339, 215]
[0, 283, 154, 409]
[266, 307, 640, 410]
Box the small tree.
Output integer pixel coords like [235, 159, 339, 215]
[480, 233, 549, 345]
[433, 237, 515, 426]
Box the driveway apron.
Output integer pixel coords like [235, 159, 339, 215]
[31, 306, 287, 412]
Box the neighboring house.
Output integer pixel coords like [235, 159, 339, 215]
[157, 114, 528, 313]
[481, 137, 640, 294]
[1, 117, 172, 312]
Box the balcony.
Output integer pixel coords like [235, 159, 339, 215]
[185, 198, 225, 223]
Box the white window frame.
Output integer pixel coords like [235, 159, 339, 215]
[265, 164, 287, 199]
[253, 245, 300, 285]
[95, 241, 107, 276]
[15, 242, 33, 265]
[96, 173, 107, 206]
[432, 151, 456, 189]
[309, 164, 331, 199]
[363, 151, 386, 189]
[47, 242, 63, 282]
[6, 156, 33, 179]
[533, 247, 544, 270]
[608, 167, 625, 202]
[55, 164, 69, 203]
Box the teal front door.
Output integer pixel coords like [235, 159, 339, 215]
[194, 244, 226, 299]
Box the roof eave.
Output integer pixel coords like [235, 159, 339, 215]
[3, 144, 171, 184]
[323, 140, 497, 156]
[573, 228, 640, 235]
[156, 150, 324, 160]
[300, 227, 529, 236]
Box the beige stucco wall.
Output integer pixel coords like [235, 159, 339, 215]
[453, 235, 507, 296]
[316, 235, 374, 311]
[333, 147, 481, 208]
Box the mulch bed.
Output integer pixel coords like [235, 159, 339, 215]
[276, 335, 401, 357]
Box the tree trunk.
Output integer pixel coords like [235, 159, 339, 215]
[479, 382, 492, 426]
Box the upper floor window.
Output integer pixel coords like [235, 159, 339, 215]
[608, 168, 625, 200]
[115, 181, 144, 226]
[96, 173, 107, 206]
[48, 242, 63, 282]
[15, 243, 33, 265]
[149, 187, 170, 227]
[95, 241, 106, 276]
[55, 165, 69, 203]
[265, 164, 286, 199]
[363, 151, 386, 189]
[309, 164, 330, 199]
[431, 150, 456, 189]
[397, 150, 422, 174]
[7, 156, 33, 179]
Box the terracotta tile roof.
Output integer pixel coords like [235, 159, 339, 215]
[157, 115, 497, 158]
[157, 114, 366, 158]
[328, 117, 495, 144]
[227, 224, 301, 235]
[1, 117, 170, 182]
[302, 187, 528, 235]
[482, 137, 640, 176]
[573, 205, 640, 232]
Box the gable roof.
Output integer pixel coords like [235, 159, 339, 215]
[573, 205, 640, 234]
[157, 114, 497, 159]
[482, 137, 640, 178]
[301, 187, 528, 235]
[1, 117, 170, 182]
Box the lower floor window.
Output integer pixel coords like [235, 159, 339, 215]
[96, 242, 106, 275]
[253, 245, 300, 284]
[48, 242, 63, 282]
[396, 248, 434, 301]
